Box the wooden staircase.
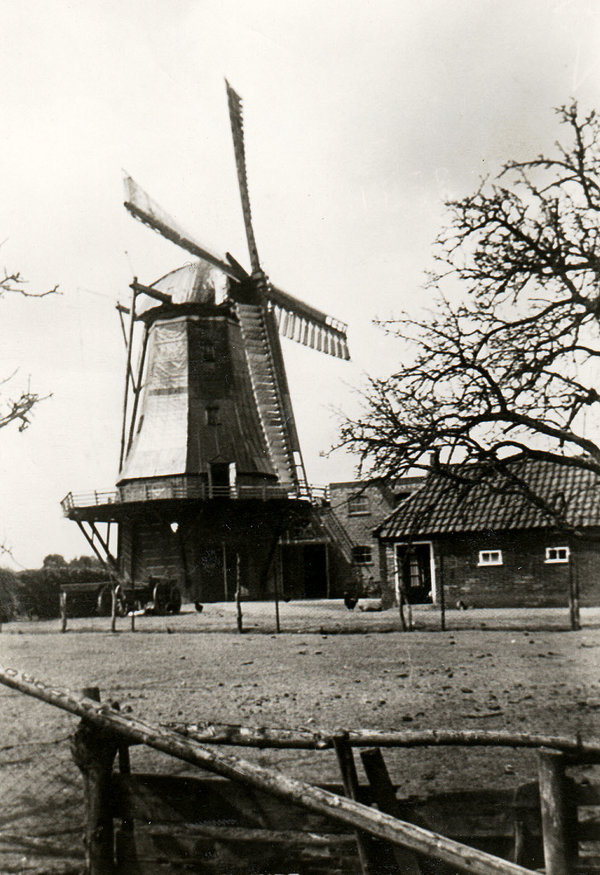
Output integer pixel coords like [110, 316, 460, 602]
[314, 506, 355, 564]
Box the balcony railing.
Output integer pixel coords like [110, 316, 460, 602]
[61, 482, 329, 515]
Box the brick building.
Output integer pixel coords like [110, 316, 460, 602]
[327, 478, 422, 599]
[375, 457, 600, 609]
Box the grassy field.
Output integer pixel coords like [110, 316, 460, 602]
[1, 602, 599, 871]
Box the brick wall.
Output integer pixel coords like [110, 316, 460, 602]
[328, 482, 395, 597]
[435, 531, 600, 608]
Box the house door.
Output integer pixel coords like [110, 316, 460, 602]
[396, 544, 433, 604]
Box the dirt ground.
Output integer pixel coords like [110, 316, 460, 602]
[1, 601, 600, 871]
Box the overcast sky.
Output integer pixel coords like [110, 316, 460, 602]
[1, 0, 599, 568]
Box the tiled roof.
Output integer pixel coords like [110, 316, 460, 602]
[376, 457, 600, 539]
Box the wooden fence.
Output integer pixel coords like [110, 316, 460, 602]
[1, 664, 598, 874]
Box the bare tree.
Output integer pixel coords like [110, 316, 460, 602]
[340, 101, 600, 523]
[1, 268, 58, 299]
[0, 265, 58, 431]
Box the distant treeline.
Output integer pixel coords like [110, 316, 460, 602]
[0, 555, 109, 622]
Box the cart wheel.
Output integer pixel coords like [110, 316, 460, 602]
[114, 585, 128, 616]
[96, 584, 113, 616]
[153, 581, 170, 615]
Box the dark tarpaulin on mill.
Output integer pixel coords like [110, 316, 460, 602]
[61, 81, 351, 612]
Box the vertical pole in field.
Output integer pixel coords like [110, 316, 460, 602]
[60, 590, 67, 633]
[273, 544, 281, 634]
[568, 549, 580, 631]
[235, 551, 243, 634]
[222, 542, 228, 601]
[110, 586, 117, 634]
[439, 553, 446, 632]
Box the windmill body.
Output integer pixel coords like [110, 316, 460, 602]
[62, 84, 351, 606]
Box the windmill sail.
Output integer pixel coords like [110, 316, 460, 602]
[123, 175, 245, 282]
[123, 176, 349, 359]
[267, 284, 350, 360]
[226, 81, 261, 275]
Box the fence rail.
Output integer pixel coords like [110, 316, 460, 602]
[1, 664, 580, 875]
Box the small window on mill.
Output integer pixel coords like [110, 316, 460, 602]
[478, 550, 503, 566]
[202, 342, 216, 362]
[205, 405, 220, 426]
[545, 546, 570, 564]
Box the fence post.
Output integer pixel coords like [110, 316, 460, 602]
[361, 747, 423, 874]
[60, 590, 67, 633]
[70, 688, 117, 874]
[537, 748, 576, 875]
[333, 732, 373, 874]
[235, 552, 243, 634]
[568, 554, 581, 631]
[110, 586, 117, 634]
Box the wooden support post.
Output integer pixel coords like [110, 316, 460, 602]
[119, 284, 137, 472]
[398, 590, 407, 632]
[398, 551, 408, 632]
[360, 748, 423, 874]
[110, 587, 117, 634]
[439, 553, 446, 632]
[333, 732, 373, 875]
[60, 590, 67, 633]
[573, 556, 581, 630]
[274, 544, 281, 634]
[235, 552, 243, 634]
[126, 323, 149, 456]
[222, 542, 228, 601]
[568, 553, 580, 631]
[110, 700, 135, 867]
[537, 748, 575, 875]
[71, 688, 117, 874]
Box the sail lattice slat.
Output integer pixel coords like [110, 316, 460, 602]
[236, 303, 298, 486]
[270, 292, 350, 361]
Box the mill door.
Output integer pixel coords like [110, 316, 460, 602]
[303, 544, 328, 598]
[396, 543, 433, 604]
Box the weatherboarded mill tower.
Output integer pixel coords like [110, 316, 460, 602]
[62, 83, 350, 608]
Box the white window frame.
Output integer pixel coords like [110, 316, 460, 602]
[347, 494, 370, 516]
[478, 550, 503, 566]
[545, 546, 570, 564]
[352, 545, 374, 565]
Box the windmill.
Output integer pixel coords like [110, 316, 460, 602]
[62, 82, 350, 608]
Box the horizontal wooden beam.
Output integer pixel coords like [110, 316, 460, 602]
[166, 721, 600, 758]
[0, 666, 535, 875]
[129, 280, 172, 305]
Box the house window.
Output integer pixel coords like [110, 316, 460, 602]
[352, 545, 373, 565]
[348, 494, 370, 516]
[206, 405, 220, 426]
[545, 546, 570, 564]
[478, 550, 503, 566]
